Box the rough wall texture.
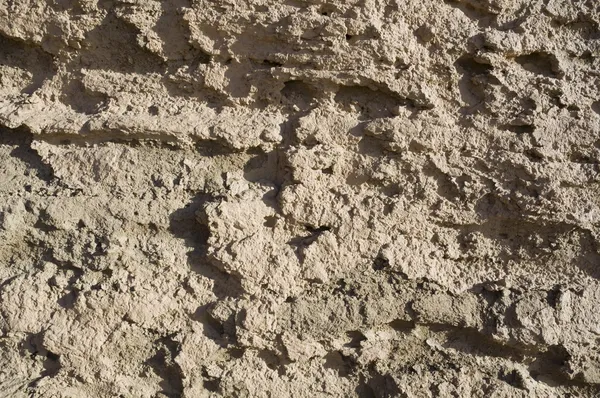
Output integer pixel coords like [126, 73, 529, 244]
[1, 0, 600, 397]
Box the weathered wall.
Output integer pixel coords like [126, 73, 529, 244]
[1, 0, 600, 396]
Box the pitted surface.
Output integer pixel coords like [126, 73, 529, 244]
[1, 0, 600, 396]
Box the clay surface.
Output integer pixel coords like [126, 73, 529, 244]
[1, 0, 600, 397]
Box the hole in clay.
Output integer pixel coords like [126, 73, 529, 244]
[319, 5, 337, 16]
[228, 348, 245, 359]
[498, 369, 526, 390]
[262, 59, 283, 68]
[372, 255, 389, 271]
[202, 372, 220, 392]
[503, 124, 535, 134]
[281, 80, 317, 110]
[148, 105, 159, 116]
[60, 80, 108, 115]
[569, 151, 598, 164]
[455, 55, 493, 75]
[335, 85, 413, 118]
[333, 279, 357, 297]
[323, 351, 353, 377]
[546, 286, 561, 309]
[263, 216, 277, 228]
[388, 319, 414, 331]
[515, 52, 562, 78]
[524, 148, 544, 163]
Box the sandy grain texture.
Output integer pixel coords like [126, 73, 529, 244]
[1, 0, 600, 396]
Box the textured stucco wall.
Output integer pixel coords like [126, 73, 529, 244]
[1, 0, 600, 397]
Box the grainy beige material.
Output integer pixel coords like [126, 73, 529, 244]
[1, 0, 600, 396]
